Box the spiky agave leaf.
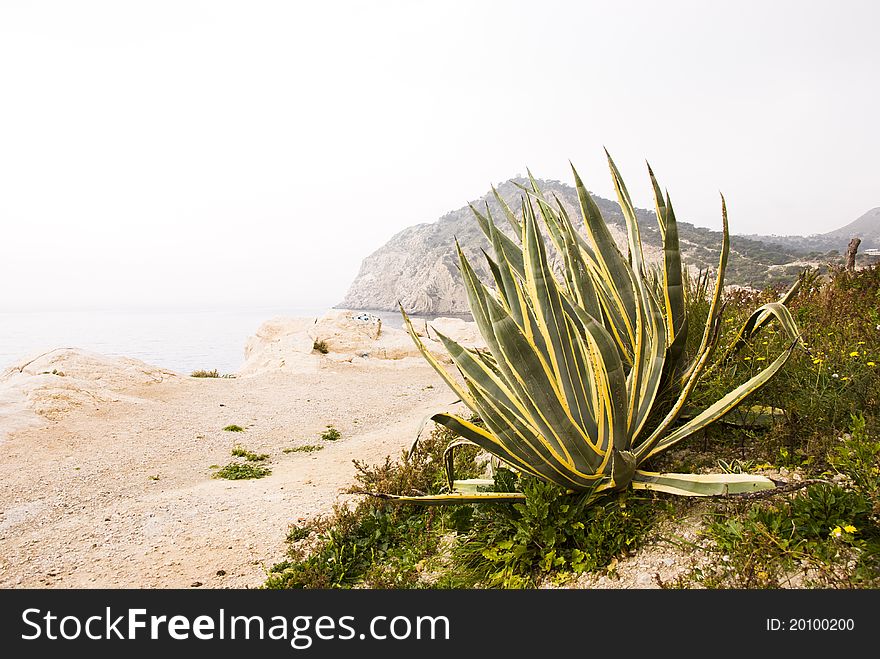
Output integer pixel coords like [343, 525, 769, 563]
[385, 157, 802, 503]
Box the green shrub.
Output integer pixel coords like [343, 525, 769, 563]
[789, 483, 872, 540]
[223, 424, 245, 432]
[321, 426, 341, 441]
[454, 475, 656, 588]
[829, 414, 880, 496]
[191, 369, 219, 378]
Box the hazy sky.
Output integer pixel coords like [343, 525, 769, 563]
[1, 1, 877, 311]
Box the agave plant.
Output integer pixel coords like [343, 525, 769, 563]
[395, 154, 802, 503]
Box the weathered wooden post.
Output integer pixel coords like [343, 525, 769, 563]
[845, 237, 861, 272]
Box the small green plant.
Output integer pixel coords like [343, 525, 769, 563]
[231, 446, 269, 462]
[829, 414, 880, 495]
[321, 426, 341, 441]
[313, 340, 329, 354]
[148, 475, 160, 481]
[283, 445, 324, 454]
[287, 525, 312, 542]
[212, 463, 271, 480]
[223, 424, 245, 432]
[191, 369, 220, 378]
[788, 483, 872, 540]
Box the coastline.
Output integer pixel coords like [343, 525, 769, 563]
[0, 309, 477, 587]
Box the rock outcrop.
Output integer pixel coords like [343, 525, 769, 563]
[238, 310, 485, 376]
[0, 349, 177, 440]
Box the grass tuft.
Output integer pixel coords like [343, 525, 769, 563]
[212, 463, 271, 480]
[283, 445, 324, 454]
[231, 446, 269, 462]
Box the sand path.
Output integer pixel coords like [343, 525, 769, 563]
[0, 363, 449, 588]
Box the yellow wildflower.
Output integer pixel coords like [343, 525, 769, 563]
[844, 525, 857, 534]
[831, 526, 843, 538]
[743, 357, 752, 361]
[849, 351, 860, 357]
[756, 357, 766, 361]
[868, 362, 876, 367]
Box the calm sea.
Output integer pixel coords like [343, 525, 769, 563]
[0, 307, 419, 375]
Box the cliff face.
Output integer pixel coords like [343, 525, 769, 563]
[340, 220, 482, 315]
[341, 178, 661, 314]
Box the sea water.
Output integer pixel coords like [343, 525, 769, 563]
[0, 308, 448, 375]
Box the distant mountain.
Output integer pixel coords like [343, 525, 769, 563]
[744, 207, 880, 253]
[824, 207, 880, 248]
[341, 178, 875, 314]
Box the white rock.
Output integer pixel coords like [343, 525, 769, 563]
[0, 349, 178, 440]
[239, 317, 323, 377]
[238, 310, 474, 375]
[243, 317, 317, 360]
[308, 310, 382, 353]
[428, 317, 486, 349]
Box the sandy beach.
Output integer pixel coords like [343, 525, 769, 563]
[0, 315, 458, 589]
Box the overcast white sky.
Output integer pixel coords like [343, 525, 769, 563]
[1, 1, 877, 311]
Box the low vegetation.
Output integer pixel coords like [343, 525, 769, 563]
[265, 265, 880, 589]
[212, 446, 272, 480]
[313, 340, 329, 355]
[213, 463, 272, 480]
[283, 445, 324, 454]
[231, 446, 269, 462]
[191, 369, 220, 378]
[265, 425, 658, 589]
[321, 426, 341, 441]
[223, 424, 245, 432]
[191, 369, 235, 378]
